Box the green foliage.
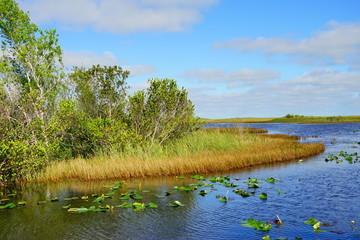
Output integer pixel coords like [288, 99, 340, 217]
[0, 140, 46, 183]
[69, 65, 129, 120]
[128, 78, 202, 145]
[0, 1, 200, 185]
[241, 218, 272, 231]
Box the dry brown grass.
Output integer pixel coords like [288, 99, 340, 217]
[200, 127, 268, 134]
[32, 132, 325, 183]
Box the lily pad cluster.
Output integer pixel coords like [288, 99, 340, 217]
[0, 175, 281, 213]
[324, 151, 359, 163]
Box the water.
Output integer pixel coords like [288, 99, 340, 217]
[0, 123, 359, 240]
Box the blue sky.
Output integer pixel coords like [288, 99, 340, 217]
[19, 0, 360, 118]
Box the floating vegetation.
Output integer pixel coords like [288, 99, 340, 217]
[0, 203, 16, 209]
[166, 201, 185, 207]
[1, 174, 358, 239]
[265, 177, 281, 183]
[277, 189, 287, 194]
[325, 151, 359, 163]
[259, 193, 268, 200]
[241, 218, 272, 231]
[209, 176, 230, 183]
[232, 189, 253, 197]
[191, 175, 206, 180]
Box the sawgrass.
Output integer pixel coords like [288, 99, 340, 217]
[31, 129, 325, 182]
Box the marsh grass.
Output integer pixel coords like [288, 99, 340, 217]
[31, 129, 325, 182]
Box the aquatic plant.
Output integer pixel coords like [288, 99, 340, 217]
[259, 193, 268, 200]
[265, 177, 281, 183]
[241, 218, 272, 231]
[325, 151, 359, 163]
[34, 130, 325, 182]
[166, 201, 185, 207]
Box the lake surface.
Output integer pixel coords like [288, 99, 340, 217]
[0, 123, 359, 240]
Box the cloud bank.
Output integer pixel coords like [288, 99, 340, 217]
[20, 0, 218, 33]
[181, 68, 280, 88]
[190, 68, 360, 118]
[214, 21, 360, 68]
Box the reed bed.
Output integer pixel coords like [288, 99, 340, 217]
[32, 130, 325, 182]
[200, 127, 268, 134]
[31, 131, 324, 182]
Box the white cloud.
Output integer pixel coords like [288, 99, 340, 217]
[123, 64, 157, 76]
[63, 50, 118, 67]
[191, 68, 360, 118]
[181, 68, 280, 88]
[213, 21, 360, 67]
[20, 0, 218, 33]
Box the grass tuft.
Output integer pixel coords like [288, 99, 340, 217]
[30, 129, 325, 182]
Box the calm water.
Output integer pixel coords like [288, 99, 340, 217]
[0, 123, 359, 240]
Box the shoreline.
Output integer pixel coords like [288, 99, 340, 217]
[203, 115, 360, 124]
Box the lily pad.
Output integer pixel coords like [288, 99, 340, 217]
[259, 193, 268, 200]
[241, 218, 272, 231]
[148, 203, 158, 208]
[304, 218, 318, 225]
[0, 203, 16, 209]
[167, 201, 185, 207]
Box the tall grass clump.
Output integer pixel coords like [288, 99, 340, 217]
[32, 129, 325, 182]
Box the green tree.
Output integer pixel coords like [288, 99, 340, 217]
[128, 78, 201, 146]
[0, 0, 64, 183]
[69, 65, 129, 120]
[0, 0, 64, 143]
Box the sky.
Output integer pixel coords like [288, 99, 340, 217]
[18, 0, 360, 119]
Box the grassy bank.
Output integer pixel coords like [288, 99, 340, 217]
[31, 128, 325, 182]
[204, 115, 360, 124]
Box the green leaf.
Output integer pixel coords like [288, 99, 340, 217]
[93, 196, 104, 203]
[265, 177, 281, 183]
[241, 218, 272, 231]
[313, 221, 321, 230]
[259, 193, 268, 200]
[198, 190, 208, 196]
[120, 195, 130, 200]
[148, 203, 158, 208]
[304, 218, 318, 225]
[0, 203, 16, 209]
[132, 202, 146, 211]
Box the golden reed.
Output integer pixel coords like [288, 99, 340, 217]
[32, 130, 325, 182]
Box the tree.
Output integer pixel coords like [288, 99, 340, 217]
[69, 65, 129, 120]
[128, 78, 201, 146]
[0, 0, 64, 183]
[0, 0, 64, 143]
